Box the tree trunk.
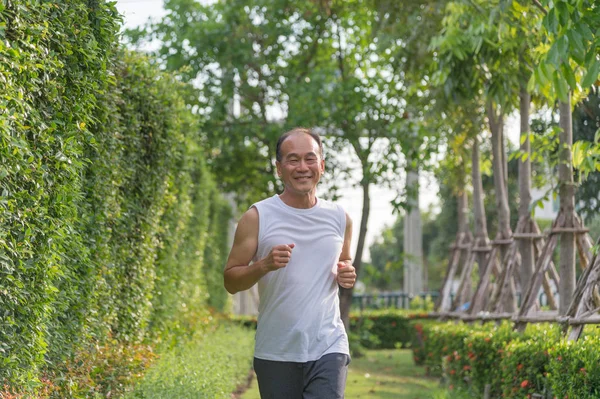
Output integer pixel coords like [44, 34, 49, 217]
[471, 136, 490, 276]
[404, 168, 423, 297]
[558, 96, 576, 316]
[487, 102, 511, 237]
[518, 86, 535, 293]
[487, 100, 515, 312]
[457, 189, 469, 236]
[339, 176, 370, 329]
[457, 189, 472, 301]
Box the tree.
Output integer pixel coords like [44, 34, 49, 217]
[126, 0, 340, 208]
[572, 88, 600, 220]
[431, 0, 526, 311]
[527, 0, 599, 315]
[365, 218, 404, 291]
[318, 0, 447, 326]
[128, 0, 446, 328]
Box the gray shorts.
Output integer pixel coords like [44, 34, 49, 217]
[253, 353, 350, 399]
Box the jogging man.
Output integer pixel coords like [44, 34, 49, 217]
[224, 127, 356, 398]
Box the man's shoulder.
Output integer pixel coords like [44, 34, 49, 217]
[318, 198, 345, 213]
[239, 206, 259, 225]
[251, 195, 278, 209]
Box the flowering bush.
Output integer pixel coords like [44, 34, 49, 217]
[466, 322, 519, 397]
[499, 325, 560, 399]
[411, 320, 600, 398]
[547, 331, 600, 399]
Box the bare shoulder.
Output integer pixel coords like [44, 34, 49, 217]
[241, 206, 259, 224]
[235, 207, 259, 238]
[226, 207, 259, 270]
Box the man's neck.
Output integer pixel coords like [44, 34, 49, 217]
[278, 191, 317, 209]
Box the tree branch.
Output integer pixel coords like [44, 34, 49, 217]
[532, 0, 548, 15]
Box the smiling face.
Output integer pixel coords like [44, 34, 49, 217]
[276, 132, 325, 197]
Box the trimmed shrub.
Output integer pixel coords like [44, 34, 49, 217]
[412, 320, 600, 399]
[0, 0, 121, 386]
[350, 309, 430, 349]
[1, 1, 233, 393]
[547, 332, 600, 399]
[419, 322, 473, 380]
[465, 322, 519, 397]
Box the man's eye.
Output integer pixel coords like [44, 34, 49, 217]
[288, 159, 299, 164]
[306, 158, 317, 164]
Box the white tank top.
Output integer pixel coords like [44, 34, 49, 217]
[251, 194, 349, 362]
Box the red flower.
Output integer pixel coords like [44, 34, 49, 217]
[520, 380, 529, 388]
[391, 321, 397, 327]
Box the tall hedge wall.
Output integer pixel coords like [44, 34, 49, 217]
[0, 1, 230, 388]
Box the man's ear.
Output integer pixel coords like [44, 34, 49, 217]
[276, 161, 282, 177]
[320, 159, 325, 173]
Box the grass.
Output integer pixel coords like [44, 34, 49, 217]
[125, 323, 254, 399]
[242, 349, 443, 399]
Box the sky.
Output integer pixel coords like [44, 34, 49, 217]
[114, 1, 520, 260]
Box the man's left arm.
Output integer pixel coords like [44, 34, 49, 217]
[337, 212, 356, 289]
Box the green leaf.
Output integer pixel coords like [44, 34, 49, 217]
[556, 35, 569, 59]
[547, 42, 560, 66]
[556, 2, 569, 27]
[546, 8, 558, 35]
[567, 30, 585, 64]
[527, 73, 536, 93]
[554, 70, 569, 102]
[575, 22, 593, 42]
[560, 63, 577, 89]
[572, 141, 587, 168]
[581, 59, 600, 88]
[539, 62, 554, 83]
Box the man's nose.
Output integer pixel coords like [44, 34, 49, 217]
[297, 159, 309, 170]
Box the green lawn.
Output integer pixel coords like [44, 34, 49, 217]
[241, 349, 442, 399]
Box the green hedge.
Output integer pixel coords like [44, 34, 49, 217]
[349, 309, 428, 350]
[231, 309, 430, 357]
[1, 1, 122, 386]
[1, 1, 231, 391]
[548, 332, 600, 399]
[413, 321, 600, 399]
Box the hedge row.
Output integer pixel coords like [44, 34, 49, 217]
[231, 309, 430, 355]
[1, 1, 230, 390]
[413, 321, 600, 399]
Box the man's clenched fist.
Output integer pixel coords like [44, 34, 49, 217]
[264, 243, 295, 271]
[337, 260, 356, 289]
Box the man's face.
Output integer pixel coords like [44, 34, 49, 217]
[276, 133, 325, 195]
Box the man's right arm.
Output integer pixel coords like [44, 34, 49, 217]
[223, 207, 294, 294]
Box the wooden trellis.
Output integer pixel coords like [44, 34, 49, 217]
[432, 208, 600, 339]
[566, 235, 600, 340]
[490, 217, 559, 314]
[514, 211, 593, 331]
[466, 231, 513, 315]
[451, 235, 491, 312]
[435, 230, 472, 312]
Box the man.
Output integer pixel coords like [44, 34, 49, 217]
[224, 127, 356, 398]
